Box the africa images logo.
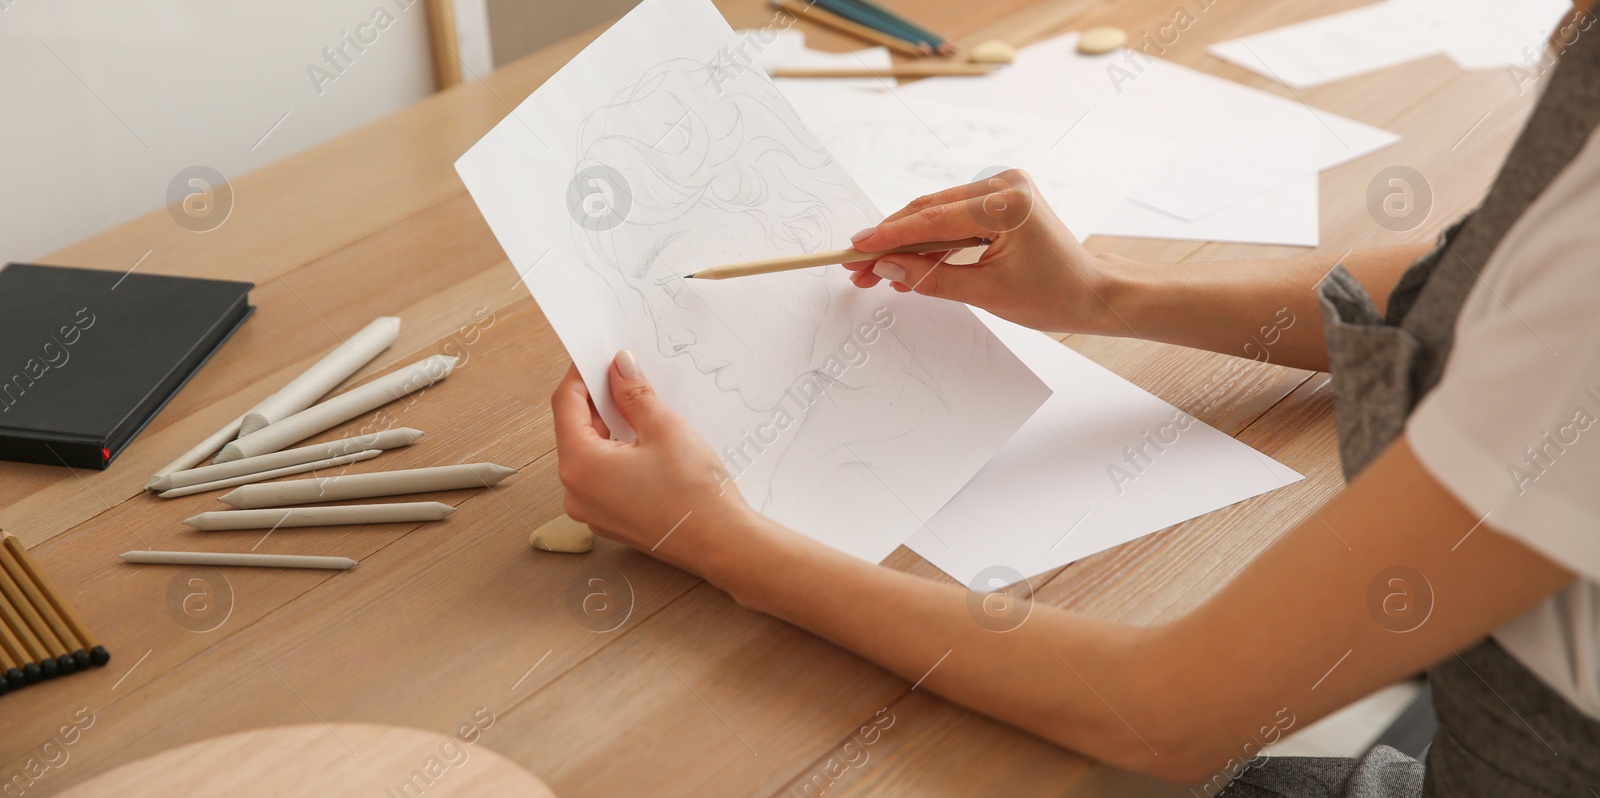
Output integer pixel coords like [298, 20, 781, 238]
[567, 165, 632, 232]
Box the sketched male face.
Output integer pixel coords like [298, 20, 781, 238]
[571, 59, 872, 409]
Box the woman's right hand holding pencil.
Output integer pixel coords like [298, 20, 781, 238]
[844, 169, 1129, 335]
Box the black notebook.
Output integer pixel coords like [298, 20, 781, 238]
[0, 263, 253, 470]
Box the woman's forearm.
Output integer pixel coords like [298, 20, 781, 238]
[1093, 244, 1432, 372]
[694, 437, 1576, 786]
[702, 510, 1180, 777]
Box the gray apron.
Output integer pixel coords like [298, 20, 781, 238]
[1224, 13, 1600, 797]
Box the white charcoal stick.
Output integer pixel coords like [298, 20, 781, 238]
[183, 501, 456, 530]
[146, 413, 247, 490]
[215, 354, 456, 463]
[151, 428, 422, 491]
[239, 316, 402, 436]
[158, 450, 382, 498]
[120, 551, 357, 571]
[219, 463, 516, 509]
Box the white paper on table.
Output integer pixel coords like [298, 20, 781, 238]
[1207, 2, 1452, 89]
[778, 83, 1177, 239]
[735, 28, 893, 92]
[909, 312, 1304, 587]
[457, 0, 1051, 564]
[1208, 0, 1571, 88]
[900, 33, 1399, 221]
[1096, 174, 1321, 247]
[1438, 0, 1573, 71]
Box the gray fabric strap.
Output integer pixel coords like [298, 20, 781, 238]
[1222, 746, 1423, 798]
[1425, 640, 1600, 797]
[1318, 10, 1600, 480]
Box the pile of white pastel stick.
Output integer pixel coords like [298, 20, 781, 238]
[121, 316, 516, 572]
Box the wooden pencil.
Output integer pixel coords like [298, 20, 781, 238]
[120, 551, 359, 571]
[0, 572, 51, 680]
[0, 541, 81, 673]
[770, 63, 991, 78]
[0, 612, 30, 687]
[688, 237, 987, 280]
[2, 534, 109, 667]
[0, 637, 16, 694]
[774, 0, 923, 56]
[0, 623, 20, 669]
[0, 556, 68, 678]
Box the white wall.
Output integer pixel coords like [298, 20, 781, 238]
[0, 0, 436, 261]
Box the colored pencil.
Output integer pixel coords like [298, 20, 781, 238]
[820, 0, 951, 54]
[775, 0, 923, 56]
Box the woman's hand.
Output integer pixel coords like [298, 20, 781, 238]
[845, 169, 1121, 334]
[551, 351, 761, 579]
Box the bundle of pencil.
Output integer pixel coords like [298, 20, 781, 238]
[0, 532, 110, 696]
[776, 0, 954, 57]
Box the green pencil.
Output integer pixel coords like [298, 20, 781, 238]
[832, 0, 951, 53]
[810, 0, 947, 55]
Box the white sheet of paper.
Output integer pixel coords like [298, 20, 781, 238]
[900, 33, 1399, 221]
[1439, 0, 1573, 71]
[1208, 2, 1449, 89]
[1096, 174, 1320, 247]
[457, 0, 1051, 563]
[778, 83, 1176, 238]
[909, 313, 1304, 587]
[1208, 0, 1571, 88]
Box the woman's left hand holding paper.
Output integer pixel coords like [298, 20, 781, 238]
[551, 351, 772, 582]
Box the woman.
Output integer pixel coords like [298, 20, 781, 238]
[551, 16, 1599, 797]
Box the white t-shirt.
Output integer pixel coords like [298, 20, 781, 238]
[1409, 123, 1600, 720]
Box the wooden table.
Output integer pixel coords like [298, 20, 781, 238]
[0, 0, 1537, 793]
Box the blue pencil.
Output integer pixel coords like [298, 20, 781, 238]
[809, 0, 948, 55]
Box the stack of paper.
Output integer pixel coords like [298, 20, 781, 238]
[754, 32, 1398, 247]
[1209, 0, 1573, 89]
[460, 0, 1306, 586]
[895, 32, 1400, 246]
[776, 82, 1176, 239]
[911, 313, 1302, 584]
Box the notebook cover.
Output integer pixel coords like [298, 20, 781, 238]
[0, 263, 253, 470]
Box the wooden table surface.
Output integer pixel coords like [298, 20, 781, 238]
[0, 0, 1537, 793]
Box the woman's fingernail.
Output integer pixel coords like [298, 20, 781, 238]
[850, 227, 875, 243]
[872, 260, 907, 283]
[616, 349, 642, 379]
